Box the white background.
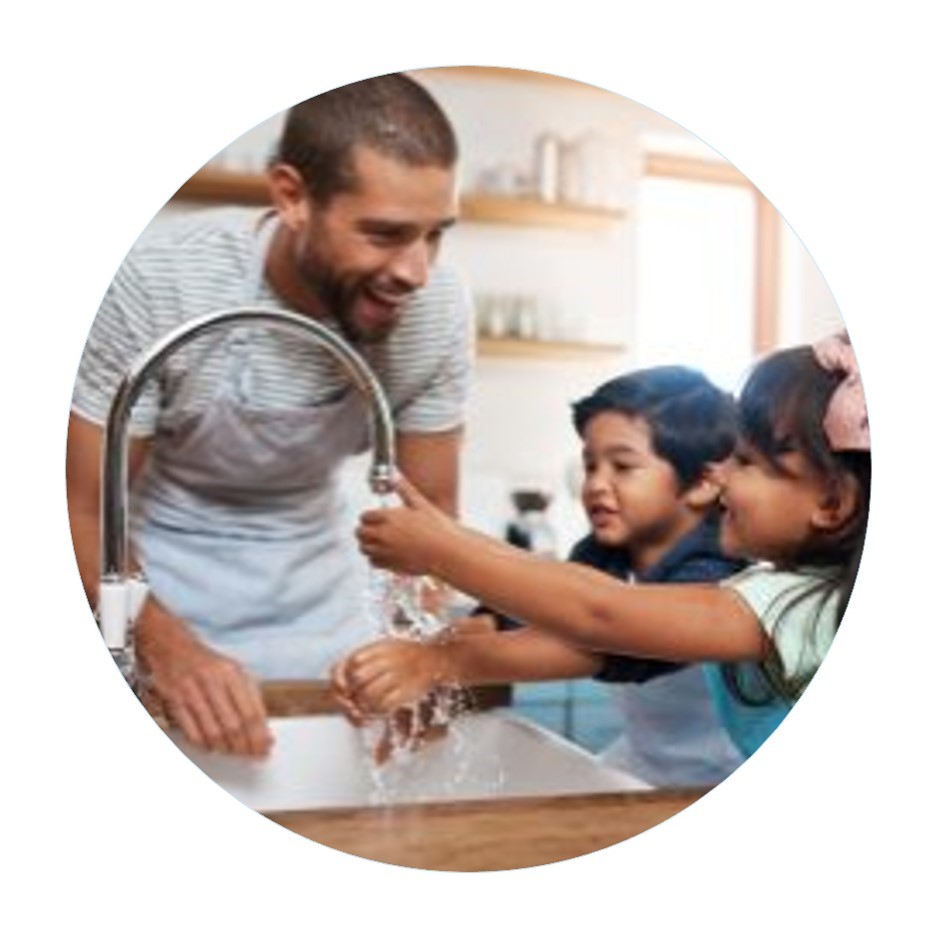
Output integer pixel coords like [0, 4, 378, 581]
[3, 1, 934, 934]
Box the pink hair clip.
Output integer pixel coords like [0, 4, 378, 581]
[812, 332, 870, 452]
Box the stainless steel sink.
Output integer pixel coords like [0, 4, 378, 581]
[167, 709, 649, 813]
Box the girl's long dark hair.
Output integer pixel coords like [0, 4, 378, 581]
[724, 345, 871, 702]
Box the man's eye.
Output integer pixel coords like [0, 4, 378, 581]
[363, 226, 407, 244]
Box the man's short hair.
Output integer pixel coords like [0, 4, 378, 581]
[272, 72, 458, 205]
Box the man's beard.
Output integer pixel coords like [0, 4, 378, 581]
[296, 252, 397, 345]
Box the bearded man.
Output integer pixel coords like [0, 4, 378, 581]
[67, 74, 470, 757]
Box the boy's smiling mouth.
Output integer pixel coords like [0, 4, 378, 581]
[588, 505, 620, 526]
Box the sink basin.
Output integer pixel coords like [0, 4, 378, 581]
[168, 709, 649, 813]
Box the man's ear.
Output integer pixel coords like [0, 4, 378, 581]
[683, 465, 723, 510]
[267, 163, 311, 232]
[811, 473, 861, 533]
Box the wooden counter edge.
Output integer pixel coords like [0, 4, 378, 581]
[264, 788, 711, 872]
[146, 679, 511, 723]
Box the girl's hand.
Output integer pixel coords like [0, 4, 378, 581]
[340, 637, 452, 714]
[356, 474, 459, 576]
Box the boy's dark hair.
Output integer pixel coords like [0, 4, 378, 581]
[572, 365, 737, 488]
[272, 72, 458, 206]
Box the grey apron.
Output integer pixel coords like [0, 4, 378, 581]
[600, 665, 746, 787]
[130, 225, 379, 679]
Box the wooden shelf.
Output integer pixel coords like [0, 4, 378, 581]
[172, 169, 625, 230]
[461, 194, 624, 230]
[478, 337, 625, 362]
[170, 170, 628, 364]
[173, 168, 271, 205]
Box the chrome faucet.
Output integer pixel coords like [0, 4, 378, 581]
[97, 306, 397, 682]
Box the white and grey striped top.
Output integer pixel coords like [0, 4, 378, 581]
[71, 207, 474, 437]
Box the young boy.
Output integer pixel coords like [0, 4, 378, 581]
[334, 366, 748, 787]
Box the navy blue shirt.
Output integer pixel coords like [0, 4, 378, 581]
[484, 514, 746, 683]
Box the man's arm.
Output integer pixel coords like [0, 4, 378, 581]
[393, 427, 463, 616]
[394, 427, 463, 518]
[66, 413, 272, 757]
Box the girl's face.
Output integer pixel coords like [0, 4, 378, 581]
[580, 411, 702, 572]
[719, 439, 832, 564]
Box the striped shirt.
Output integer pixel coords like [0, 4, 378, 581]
[71, 207, 474, 437]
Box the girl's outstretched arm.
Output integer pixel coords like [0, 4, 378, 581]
[357, 475, 769, 664]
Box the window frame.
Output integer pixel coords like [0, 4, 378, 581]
[643, 153, 780, 353]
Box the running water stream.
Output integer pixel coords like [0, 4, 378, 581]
[357, 542, 504, 802]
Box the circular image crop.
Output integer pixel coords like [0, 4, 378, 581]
[66, 66, 869, 871]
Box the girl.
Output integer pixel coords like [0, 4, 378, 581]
[352, 334, 871, 755]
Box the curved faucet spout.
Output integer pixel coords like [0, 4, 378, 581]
[98, 306, 396, 650]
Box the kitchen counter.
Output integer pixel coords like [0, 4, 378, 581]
[267, 788, 707, 871]
[260, 679, 511, 717]
[251, 681, 708, 870]
[155, 681, 706, 869]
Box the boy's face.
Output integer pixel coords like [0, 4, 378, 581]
[580, 411, 701, 572]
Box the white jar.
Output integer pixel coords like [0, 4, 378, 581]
[534, 132, 561, 203]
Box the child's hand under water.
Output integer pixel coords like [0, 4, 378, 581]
[333, 637, 450, 715]
[357, 474, 460, 576]
[371, 707, 450, 765]
[330, 642, 452, 765]
[329, 655, 367, 726]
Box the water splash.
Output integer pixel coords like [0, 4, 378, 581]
[364, 706, 507, 806]
[366, 569, 449, 641]
[347, 491, 505, 800]
[357, 564, 490, 802]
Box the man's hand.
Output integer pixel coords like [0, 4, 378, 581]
[136, 606, 272, 758]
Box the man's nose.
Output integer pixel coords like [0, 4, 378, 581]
[388, 239, 432, 290]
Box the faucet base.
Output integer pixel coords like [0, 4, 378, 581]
[110, 645, 138, 693]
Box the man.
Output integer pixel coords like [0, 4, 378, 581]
[66, 74, 470, 759]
